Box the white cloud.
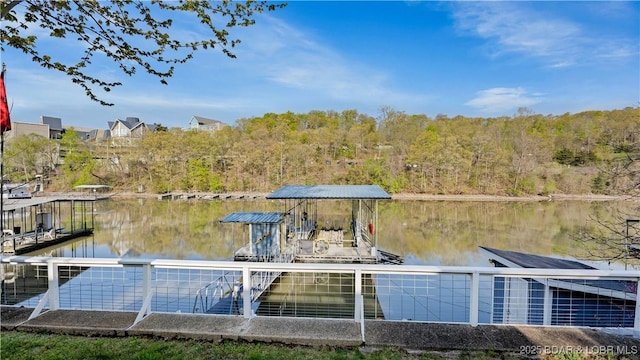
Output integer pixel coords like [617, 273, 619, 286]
[231, 16, 430, 108]
[465, 87, 541, 113]
[451, 2, 636, 67]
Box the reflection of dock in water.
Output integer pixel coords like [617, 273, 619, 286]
[196, 185, 401, 317]
[200, 272, 385, 319]
[255, 273, 384, 319]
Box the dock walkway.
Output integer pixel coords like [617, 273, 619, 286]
[1, 307, 638, 356]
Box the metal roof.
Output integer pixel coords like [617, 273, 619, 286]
[2, 197, 53, 211]
[266, 185, 391, 200]
[480, 247, 632, 296]
[219, 212, 286, 224]
[480, 246, 594, 270]
[2, 196, 101, 212]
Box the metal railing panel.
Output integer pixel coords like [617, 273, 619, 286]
[56, 265, 144, 312]
[1, 256, 638, 337]
[254, 271, 356, 319]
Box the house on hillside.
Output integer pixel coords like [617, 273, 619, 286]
[188, 116, 227, 133]
[3, 121, 49, 140]
[7, 115, 64, 140]
[68, 126, 110, 142]
[41, 116, 64, 139]
[108, 117, 156, 143]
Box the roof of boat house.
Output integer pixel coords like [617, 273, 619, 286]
[266, 185, 391, 200]
[2, 196, 102, 212]
[480, 246, 634, 296]
[480, 246, 595, 270]
[220, 212, 286, 224]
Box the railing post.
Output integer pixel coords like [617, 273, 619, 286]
[543, 282, 552, 326]
[29, 259, 60, 319]
[243, 265, 252, 318]
[48, 260, 60, 310]
[470, 272, 479, 326]
[634, 278, 640, 338]
[354, 269, 362, 322]
[134, 263, 153, 325]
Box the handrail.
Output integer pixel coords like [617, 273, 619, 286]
[2, 255, 638, 338]
[2, 255, 639, 279]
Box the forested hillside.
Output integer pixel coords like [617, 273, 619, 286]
[6, 107, 639, 196]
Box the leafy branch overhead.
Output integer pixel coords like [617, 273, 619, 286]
[0, 0, 286, 105]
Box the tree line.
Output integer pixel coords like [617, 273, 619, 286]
[5, 106, 639, 196]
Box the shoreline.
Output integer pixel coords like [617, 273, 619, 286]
[390, 193, 636, 202]
[96, 191, 639, 202]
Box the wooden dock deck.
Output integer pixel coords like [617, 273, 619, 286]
[1, 194, 99, 256]
[1, 229, 94, 255]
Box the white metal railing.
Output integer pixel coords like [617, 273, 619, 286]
[1, 256, 639, 338]
[192, 271, 239, 314]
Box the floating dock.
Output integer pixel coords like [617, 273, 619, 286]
[197, 185, 404, 316]
[222, 185, 400, 264]
[1, 195, 99, 255]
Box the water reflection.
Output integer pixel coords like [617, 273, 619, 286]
[26, 198, 635, 267]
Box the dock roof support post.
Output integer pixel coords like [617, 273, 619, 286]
[70, 200, 75, 234]
[249, 224, 253, 255]
[374, 200, 379, 254]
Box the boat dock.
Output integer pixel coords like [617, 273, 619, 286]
[201, 185, 404, 316]
[157, 192, 270, 201]
[1, 195, 100, 255]
[222, 185, 400, 265]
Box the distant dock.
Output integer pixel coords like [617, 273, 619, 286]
[1, 194, 100, 255]
[157, 192, 270, 201]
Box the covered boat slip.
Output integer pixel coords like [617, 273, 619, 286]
[210, 185, 394, 317]
[223, 185, 393, 264]
[0, 195, 97, 255]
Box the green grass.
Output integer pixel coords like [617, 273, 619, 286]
[0, 331, 615, 360]
[0, 331, 421, 360]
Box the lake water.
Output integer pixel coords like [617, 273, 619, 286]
[30, 197, 636, 269]
[8, 197, 638, 322]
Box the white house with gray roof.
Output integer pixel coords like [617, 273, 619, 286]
[108, 117, 156, 142]
[188, 116, 227, 133]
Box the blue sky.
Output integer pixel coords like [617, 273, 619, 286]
[1, 1, 638, 130]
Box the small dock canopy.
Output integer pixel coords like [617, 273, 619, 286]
[220, 212, 286, 224]
[266, 185, 391, 200]
[221, 212, 287, 262]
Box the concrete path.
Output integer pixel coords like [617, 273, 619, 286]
[2, 307, 639, 357]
